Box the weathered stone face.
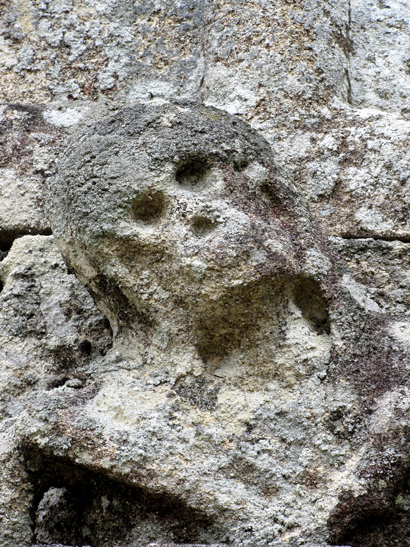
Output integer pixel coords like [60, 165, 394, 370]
[2, 2, 410, 546]
[19, 102, 339, 546]
[48, 102, 334, 381]
[0, 93, 407, 547]
[49, 102, 332, 332]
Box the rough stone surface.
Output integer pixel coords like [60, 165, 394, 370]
[31, 544, 350, 547]
[27, 103, 341, 546]
[0, 103, 58, 250]
[0, 1, 410, 547]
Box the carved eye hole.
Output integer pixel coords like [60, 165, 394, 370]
[260, 182, 282, 207]
[191, 216, 217, 237]
[175, 159, 210, 190]
[131, 191, 166, 224]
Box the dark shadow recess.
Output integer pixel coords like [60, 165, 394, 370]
[0, 227, 52, 261]
[292, 276, 330, 335]
[24, 446, 216, 547]
[328, 472, 410, 547]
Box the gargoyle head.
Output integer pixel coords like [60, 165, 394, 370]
[48, 102, 334, 344]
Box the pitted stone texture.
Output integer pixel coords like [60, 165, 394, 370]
[11, 102, 403, 547]
[0, 104, 61, 251]
[0, 0, 206, 104]
[202, 0, 350, 118]
[16, 103, 347, 546]
[349, 0, 410, 113]
[0, 235, 112, 547]
[2, 0, 410, 243]
[0, 235, 112, 390]
[270, 107, 410, 241]
[331, 238, 410, 316]
[1, 2, 410, 545]
[32, 544, 352, 547]
[4, 0, 409, 116]
[2, 102, 401, 547]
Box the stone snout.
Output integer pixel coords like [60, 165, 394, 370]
[126, 180, 328, 368]
[59, 169, 331, 379]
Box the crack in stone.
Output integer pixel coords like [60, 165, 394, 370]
[341, 233, 410, 244]
[345, 0, 353, 105]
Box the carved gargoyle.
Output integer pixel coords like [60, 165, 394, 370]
[18, 103, 410, 546]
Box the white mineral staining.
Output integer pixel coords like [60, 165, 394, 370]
[44, 107, 88, 127]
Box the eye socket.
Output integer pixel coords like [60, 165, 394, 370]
[175, 159, 210, 190]
[131, 191, 166, 224]
[260, 182, 282, 207]
[191, 216, 217, 237]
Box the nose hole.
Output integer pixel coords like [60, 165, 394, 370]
[131, 191, 166, 224]
[175, 159, 209, 190]
[191, 216, 217, 237]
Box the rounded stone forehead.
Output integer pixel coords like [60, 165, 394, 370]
[71, 101, 274, 168]
[49, 102, 295, 244]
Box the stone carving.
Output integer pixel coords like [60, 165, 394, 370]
[1, 0, 410, 544]
[6, 102, 410, 547]
[23, 102, 334, 545]
[48, 101, 334, 366]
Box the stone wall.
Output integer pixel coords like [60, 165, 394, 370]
[1, 1, 410, 546]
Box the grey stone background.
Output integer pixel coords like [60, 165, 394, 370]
[1, 1, 410, 546]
